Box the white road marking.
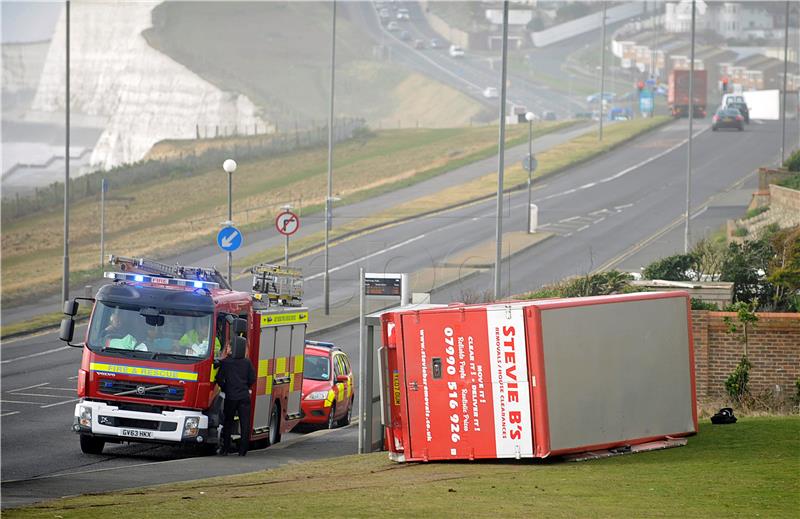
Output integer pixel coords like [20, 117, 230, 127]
[576, 225, 591, 232]
[1, 345, 72, 364]
[11, 392, 74, 399]
[561, 216, 582, 222]
[691, 207, 708, 219]
[40, 398, 80, 409]
[614, 203, 634, 211]
[44, 387, 78, 392]
[68, 375, 79, 380]
[8, 382, 50, 392]
[306, 233, 429, 281]
[538, 127, 710, 203]
[1, 411, 20, 417]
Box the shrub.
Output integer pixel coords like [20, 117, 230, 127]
[782, 149, 800, 172]
[720, 238, 775, 307]
[732, 227, 748, 237]
[744, 206, 768, 219]
[691, 298, 719, 310]
[642, 253, 696, 281]
[725, 356, 751, 403]
[522, 271, 634, 299]
[776, 173, 800, 190]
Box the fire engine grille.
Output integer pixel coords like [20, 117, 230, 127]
[97, 415, 178, 431]
[98, 379, 185, 401]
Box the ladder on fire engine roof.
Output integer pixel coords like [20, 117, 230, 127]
[107, 255, 231, 291]
[248, 262, 303, 307]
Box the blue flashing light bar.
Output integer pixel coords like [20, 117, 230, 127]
[305, 340, 336, 349]
[104, 271, 219, 290]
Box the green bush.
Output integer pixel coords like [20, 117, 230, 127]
[725, 356, 751, 402]
[744, 206, 769, 219]
[522, 271, 635, 299]
[732, 227, 749, 237]
[642, 254, 696, 281]
[777, 173, 800, 190]
[691, 298, 719, 310]
[782, 149, 800, 172]
[720, 238, 776, 308]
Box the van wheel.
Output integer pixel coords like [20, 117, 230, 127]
[80, 434, 105, 455]
[339, 398, 353, 426]
[268, 403, 281, 446]
[327, 402, 337, 429]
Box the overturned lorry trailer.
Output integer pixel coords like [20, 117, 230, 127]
[379, 292, 697, 462]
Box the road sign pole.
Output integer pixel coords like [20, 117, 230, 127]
[284, 234, 289, 267]
[227, 168, 233, 286]
[527, 118, 533, 234]
[358, 267, 365, 454]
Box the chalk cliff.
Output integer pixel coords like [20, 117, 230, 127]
[31, 2, 269, 170]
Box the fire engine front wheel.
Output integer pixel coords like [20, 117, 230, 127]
[79, 434, 105, 455]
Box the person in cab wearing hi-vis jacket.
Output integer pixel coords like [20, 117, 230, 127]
[215, 338, 256, 456]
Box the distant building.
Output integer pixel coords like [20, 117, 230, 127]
[665, 1, 779, 40]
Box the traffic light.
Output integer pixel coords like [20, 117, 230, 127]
[722, 76, 729, 93]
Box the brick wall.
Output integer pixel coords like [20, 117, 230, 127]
[691, 310, 800, 400]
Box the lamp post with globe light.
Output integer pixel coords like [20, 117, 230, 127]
[223, 158, 237, 285]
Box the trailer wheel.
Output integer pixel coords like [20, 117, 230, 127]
[339, 398, 353, 427]
[268, 403, 281, 446]
[79, 434, 105, 455]
[327, 402, 337, 429]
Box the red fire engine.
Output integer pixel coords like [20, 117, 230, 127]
[60, 256, 307, 455]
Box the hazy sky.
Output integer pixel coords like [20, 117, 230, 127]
[1, 1, 61, 43]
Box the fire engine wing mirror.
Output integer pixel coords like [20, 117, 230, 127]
[336, 375, 349, 383]
[232, 318, 247, 336]
[58, 318, 83, 348]
[63, 300, 79, 316]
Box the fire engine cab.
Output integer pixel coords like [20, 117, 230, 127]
[59, 256, 308, 455]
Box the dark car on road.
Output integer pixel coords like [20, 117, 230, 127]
[726, 101, 749, 123]
[712, 107, 744, 131]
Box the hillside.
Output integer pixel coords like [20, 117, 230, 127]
[143, 1, 484, 129]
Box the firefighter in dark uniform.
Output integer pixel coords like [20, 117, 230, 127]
[215, 338, 256, 456]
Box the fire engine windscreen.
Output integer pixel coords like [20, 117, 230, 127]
[303, 355, 330, 381]
[87, 302, 213, 359]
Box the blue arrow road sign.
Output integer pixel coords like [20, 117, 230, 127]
[217, 226, 243, 252]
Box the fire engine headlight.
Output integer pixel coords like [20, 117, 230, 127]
[79, 406, 92, 427]
[183, 417, 200, 437]
[305, 390, 330, 401]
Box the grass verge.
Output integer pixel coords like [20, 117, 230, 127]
[7, 416, 798, 518]
[237, 116, 670, 267]
[1, 307, 91, 340]
[0, 122, 573, 308]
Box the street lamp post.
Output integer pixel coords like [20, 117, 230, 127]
[493, 0, 509, 301]
[598, 1, 607, 141]
[525, 111, 535, 234]
[223, 158, 237, 286]
[62, 0, 71, 304]
[684, 0, 696, 254]
[324, 0, 337, 315]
